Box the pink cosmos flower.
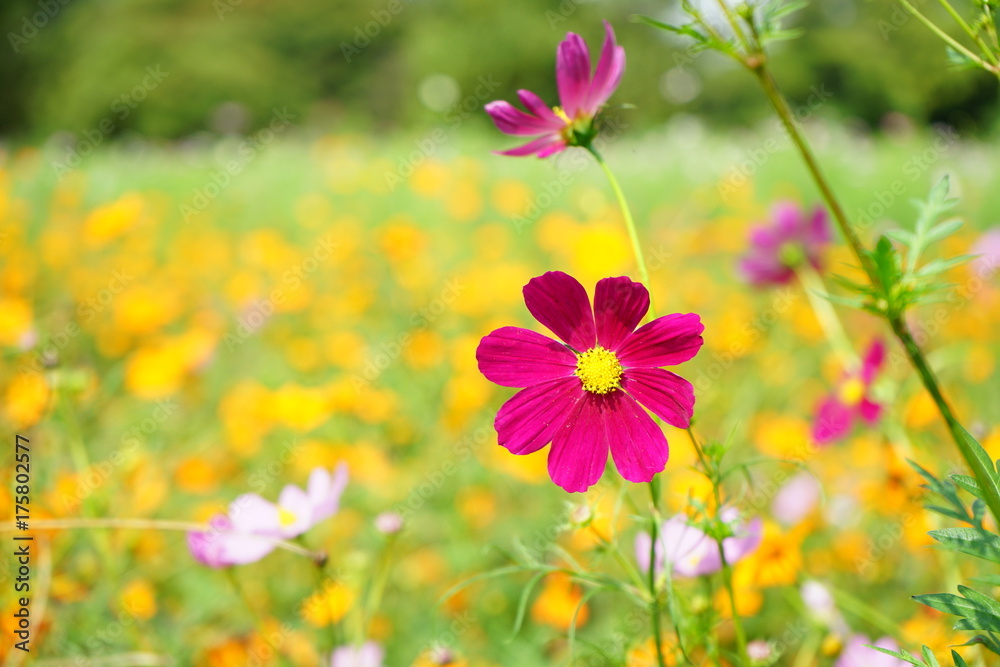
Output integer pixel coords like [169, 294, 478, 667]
[836, 635, 908, 667]
[739, 202, 831, 286]
[187, 464, 348, 567]
[231, 463, 349, 539]
[477, 271, 703, 492]
[812, 340, 885, 445]
[186, 513, 279, 569]
[634, 509, 762, 578]
[331, 641, 384, 667]
[484, 21, 625, 157]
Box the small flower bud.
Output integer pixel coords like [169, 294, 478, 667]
[375, 512, 404, 534]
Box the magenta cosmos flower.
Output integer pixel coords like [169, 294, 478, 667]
[484, 21, 625, 157]
[476, 271, 704, 493]
[635, 509, 762, 578]
[739, 202, 831, 286]
[812, 340, 885, 445]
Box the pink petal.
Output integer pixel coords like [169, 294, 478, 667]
[229, 493, 281, 535]
[277, 484, 313, 538]
[517, 89, 563, 125]
[495, 377, 584, 454]
[477, 326, 578, 387]
[812, 396, 853, 444]
[859, 398, 883, 425]
[593, 276, 650, 351]
[772, 473, 822, 525]
[723, 515, 763, 564]
[861, 339, 885, 384]
[621, 367, 694, 428]
[547, 394, 609, 492]
[556, 32, 591, 119]
[308, 462, 348, 522]
[523, 271, 597, 352]
[496, 134, 566, 157]
[604, 390, 669, 483]
[616, 313, 704, 368]
[485, 100, 564, 136]
[536, 141, 569, 159]
[583, 21, 625, 115]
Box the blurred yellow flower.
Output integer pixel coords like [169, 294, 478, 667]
[301, 581, 355, 627]
[83, 192, 144, 245]
[530, 573, 589, 630]
[119, 579, 157, 621]
[0, 296, 32, 346]
[5, 371, 50, 428]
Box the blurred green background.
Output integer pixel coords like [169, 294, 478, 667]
[1, 0, 998, 142]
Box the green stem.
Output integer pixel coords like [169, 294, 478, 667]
[750, 67, 879, 286]
[740, 50, 1000, 527]
[9, 517, 326, 561]
[831, 585, 903, 640]
[897, 0, 994, 71]
[648, 478, 669, 667]
[935, 0, 998, 64]
[794, 262, 859, 370]
[686, 428, 751, 666]
[888, 316, 1000, 524]
[587, 145, 656, 316]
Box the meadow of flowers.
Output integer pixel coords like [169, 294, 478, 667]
[6, 4, 1000, 667]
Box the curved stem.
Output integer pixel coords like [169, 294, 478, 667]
[5, 517, 326, 562]
[587, 145, 656, 316]
[741, 49, 1000, 527]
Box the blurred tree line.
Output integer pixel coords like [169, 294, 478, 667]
[0, 0, 996, 140]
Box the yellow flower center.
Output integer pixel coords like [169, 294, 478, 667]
[838, 378, 865, 406]
[278, 506, 298, 528]
[552, 106, 572, 124]
[575, 346, 624, 394]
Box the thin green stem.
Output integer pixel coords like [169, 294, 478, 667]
[898, 0, 994, 70]
[587, 145, 656, 316]
[750, 67, 879, 286]
[648, 478, 669, 667]
[9, 517, 326, 561]
[935, 0, 999, 64]
[686, 428, 751, 666]
[888, 316, 1000, 524]
[740, 47, 1000, 526]
[794, 262, 858, 370]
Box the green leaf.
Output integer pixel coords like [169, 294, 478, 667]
[935, 526, 996, 556]
[951, 474, 984, 500]
[916, 255, 973, 277]
[951, 650, 969, 667]
[925, 219, 963, 243]
[866, 645, 923, 666]
[509, 570, 547, 639]
[921, 645, 942, 667]
[929, 527, 1000, 564]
